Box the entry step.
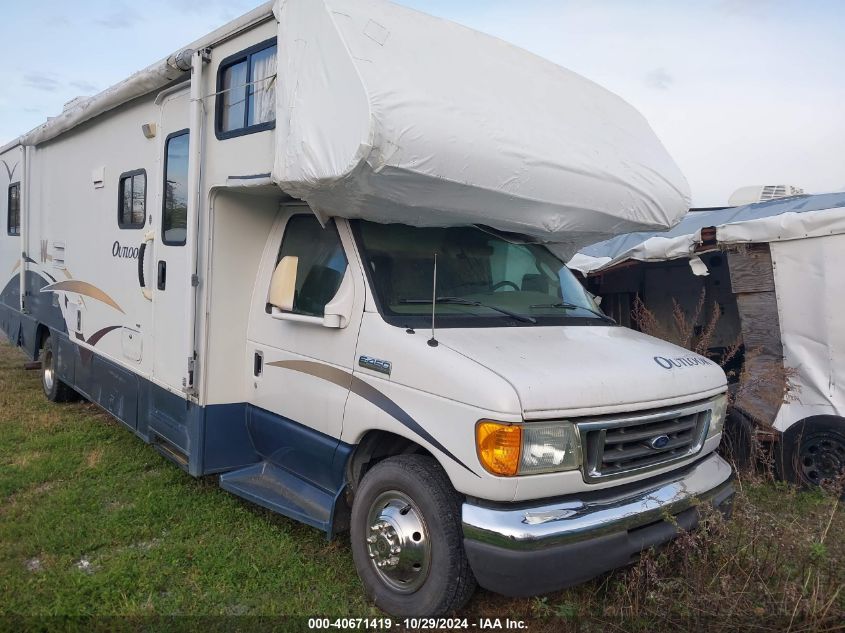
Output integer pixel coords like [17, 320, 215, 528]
[219, 461, 334, 533]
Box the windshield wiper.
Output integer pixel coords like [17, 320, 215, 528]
[529, 302, 616, 324]
[402, 297, 537, 324]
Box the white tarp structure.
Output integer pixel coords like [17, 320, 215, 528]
[769, 234, 845, 431]
[568, 192, 845, 275]
[568, 192, 845, 433]
[271, 0, 690, 251]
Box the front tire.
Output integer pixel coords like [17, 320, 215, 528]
[350, 455, 476, 617]
[41, 335, 76, 403]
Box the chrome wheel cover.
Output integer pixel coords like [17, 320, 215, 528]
[365, 490, 431, 593]
[43, 348, 55, 392]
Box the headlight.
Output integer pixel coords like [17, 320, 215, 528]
[707, 394, 729, 439]
[476, 420, 581, 477]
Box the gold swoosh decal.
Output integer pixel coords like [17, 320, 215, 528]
[11, 260, 19, 274]
[40, 280, 124, 314]
[57, 269, 84, 307]
[267, 359, 479, 477]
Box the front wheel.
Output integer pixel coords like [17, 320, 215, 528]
[350, 455, 476, 617]
[41, 335, 76, 403]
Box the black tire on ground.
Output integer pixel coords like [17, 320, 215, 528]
[350, 454, 477, 617]
[41, 335, 76, 403]
[721, 408, 755, 470]
[776, 417, 845, 493]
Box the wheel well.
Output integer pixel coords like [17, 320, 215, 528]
[781, 415, 845, 442]
[346, 431, 434, 496]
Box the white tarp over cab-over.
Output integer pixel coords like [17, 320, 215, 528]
[272, 0, 690, 249]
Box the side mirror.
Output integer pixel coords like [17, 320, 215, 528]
[269, 260, 354, 329]
[268, 256, 298, 312]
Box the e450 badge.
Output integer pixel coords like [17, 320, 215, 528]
[359, 355, 392, 376]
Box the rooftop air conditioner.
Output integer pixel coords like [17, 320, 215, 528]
[728, 185, 805, 206]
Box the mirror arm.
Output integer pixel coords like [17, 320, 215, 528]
[270, 309, 324, 326]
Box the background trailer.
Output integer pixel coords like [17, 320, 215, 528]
[569, 192, 845, 487]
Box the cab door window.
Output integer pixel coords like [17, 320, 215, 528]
[275, 215, 347, 317]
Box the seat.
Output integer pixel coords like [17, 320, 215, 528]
[298, 266, 343, 316]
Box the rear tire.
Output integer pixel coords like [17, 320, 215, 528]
[350, 455, 476, 617]
[41, 335, 76, 403]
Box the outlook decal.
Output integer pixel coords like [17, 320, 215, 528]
[653, 355, 715, 370]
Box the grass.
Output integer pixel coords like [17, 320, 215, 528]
[0, 341, 843, 631]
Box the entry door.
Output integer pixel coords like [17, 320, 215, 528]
[152, 91, 191, 392]
[247, 208, 365, 441]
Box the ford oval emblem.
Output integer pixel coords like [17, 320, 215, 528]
[649, 434, 671, 450]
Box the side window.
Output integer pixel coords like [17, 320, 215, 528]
[273, 215, 348, 317]
[7, 182, 20, 236]
[118, 169, 146, 229]
[216, 39, 277, 139]
[162, 131, 189, 246]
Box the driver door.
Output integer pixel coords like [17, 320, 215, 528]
[246, 207, 365, 445]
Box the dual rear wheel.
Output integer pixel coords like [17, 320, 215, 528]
[40, 335, 76, 403]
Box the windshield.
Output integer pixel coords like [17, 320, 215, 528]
[353, 222, 610, 328]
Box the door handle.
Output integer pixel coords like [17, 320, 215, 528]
[254, 351, 263, 377]
[138, 230, 155, 301]
[157, 260, 167, 291]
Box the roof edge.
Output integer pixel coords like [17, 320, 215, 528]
[0, 138, 21, 155]
[20, 2, 274, 148]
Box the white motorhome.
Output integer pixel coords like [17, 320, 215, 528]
[0, 0, 734, 616]
[570, 193, 845, 488]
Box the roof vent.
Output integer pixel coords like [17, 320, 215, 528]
[728, 185, 805, 206]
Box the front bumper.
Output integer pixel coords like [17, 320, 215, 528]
[462, 452, 735, 596]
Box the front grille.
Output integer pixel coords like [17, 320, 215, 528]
[577, 400, 712, 482]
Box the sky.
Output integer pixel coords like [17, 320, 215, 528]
[0, 0, 842, 207]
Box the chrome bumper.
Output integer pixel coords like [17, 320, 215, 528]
[462, 452, 734, 551]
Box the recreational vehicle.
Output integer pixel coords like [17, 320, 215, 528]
[0, 0, 735, 616]
[569, 193, 845, 489]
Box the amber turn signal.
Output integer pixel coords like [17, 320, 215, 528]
[476, 421, 522, 476]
